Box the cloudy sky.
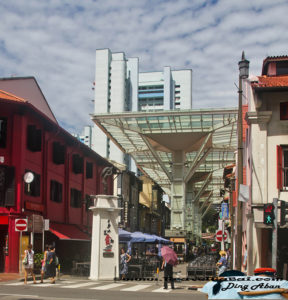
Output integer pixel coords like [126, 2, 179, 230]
[0, 0, 287, 134]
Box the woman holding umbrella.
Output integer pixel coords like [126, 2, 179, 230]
[161, 246, 177, 290]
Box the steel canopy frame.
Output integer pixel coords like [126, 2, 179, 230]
[91, 108, 238, 240]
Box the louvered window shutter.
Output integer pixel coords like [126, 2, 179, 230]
[277, 145, 283, 190]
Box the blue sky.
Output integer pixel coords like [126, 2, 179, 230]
[0, 0, 287, 134]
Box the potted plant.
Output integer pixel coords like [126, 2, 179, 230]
[34, 253, 44, 274]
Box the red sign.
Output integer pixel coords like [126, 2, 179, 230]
[25, 201, 44, 212]
[216, 230, 227, 242]
[15, 219, 28, 232]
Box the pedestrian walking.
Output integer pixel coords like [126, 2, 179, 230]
[161, 258, 175, 289]
[40, 245, 49, 283]
[23, 244, 36, 284]
[46, 245, 57, 284]
[226, 247, 232, 270]
[216, 250, 227, 275]
[119, 248, 131, 279]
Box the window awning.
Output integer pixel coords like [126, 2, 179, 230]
[49, 223, 91, 241]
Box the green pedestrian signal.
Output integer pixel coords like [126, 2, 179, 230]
[263, 203, 275, 225]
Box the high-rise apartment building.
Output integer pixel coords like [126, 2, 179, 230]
[92, 48, 192, 167]
[72, 126, 92, 148]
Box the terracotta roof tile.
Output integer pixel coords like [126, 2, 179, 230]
[0, 89, 26, 102]
[263, 55, 288, 63]
[251, 75, 288, 88]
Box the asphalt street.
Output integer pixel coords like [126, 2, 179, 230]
[0, 278, 207, 300]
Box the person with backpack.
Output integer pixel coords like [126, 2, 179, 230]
[23, 244, 36, 284]
[46, 245, 57, 284]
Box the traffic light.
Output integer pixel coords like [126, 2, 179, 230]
[280, 200, 288, 226]
[263, 203, 275, 225]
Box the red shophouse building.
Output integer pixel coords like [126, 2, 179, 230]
[0, 77, 115, 273]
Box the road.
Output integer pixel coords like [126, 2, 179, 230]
[0, 278, 207, 300]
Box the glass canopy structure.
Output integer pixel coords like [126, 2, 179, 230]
[91, 108, 238, 241]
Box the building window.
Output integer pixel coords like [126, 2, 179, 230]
[27, 125, 42, 152]
[52, 142, 65, 164]
[50, 180, 63, 203]
[72, 154, 83, 174]
[277, 145, 288, 190]
[0, 118, 7, 148]
[86, 162, 93, 179]
[85, 194, 92, 211]
[70, 188, 82, 208]
[277, 61, 288, 76]
[0, 166, 15, 207]
[24, 170, 41, 197]
[280, 102, 288, 120]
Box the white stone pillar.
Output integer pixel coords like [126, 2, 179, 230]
[89, 195, 121, 281]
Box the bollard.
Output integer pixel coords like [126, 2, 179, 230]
[156, 267, 159, 285]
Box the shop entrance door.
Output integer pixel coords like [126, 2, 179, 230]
[0, 226, 8, 272]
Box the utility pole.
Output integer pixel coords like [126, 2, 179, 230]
[236, 52, 249, 271]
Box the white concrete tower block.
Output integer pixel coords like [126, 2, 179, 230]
[110, 53, 126, 112]
[163, 66, 172, 110]
[172, 70, 192, 109]
[94, 49, 111, 113]
[127, 57, 139, 112]
[92, 49, 112, 157]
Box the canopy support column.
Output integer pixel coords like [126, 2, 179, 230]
[169, 150, 186, 235]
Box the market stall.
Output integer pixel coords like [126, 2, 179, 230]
[118, 229, 171, 278]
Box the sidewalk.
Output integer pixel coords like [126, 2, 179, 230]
[0, 273, 21, 282]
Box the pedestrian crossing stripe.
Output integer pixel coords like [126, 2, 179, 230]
[90, 283, 125, 290]
[2, 281, 173, 292]
[121, 284, 152, 291]
[4, 280, 75, 286]
[152, 287, 172, 293]
[62, 282, 99, 288]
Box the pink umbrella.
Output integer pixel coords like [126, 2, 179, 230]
[161, 246, 178, 266]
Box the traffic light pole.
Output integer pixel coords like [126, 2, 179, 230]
[272, 198, 278, 270]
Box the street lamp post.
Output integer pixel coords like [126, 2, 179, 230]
[235, 51, 249, 271]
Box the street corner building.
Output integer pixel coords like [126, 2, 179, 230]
[240, 55, 288, 277]
[0, 77, 116, 273]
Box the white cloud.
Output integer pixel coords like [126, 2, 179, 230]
[0, 0, 288, 134]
